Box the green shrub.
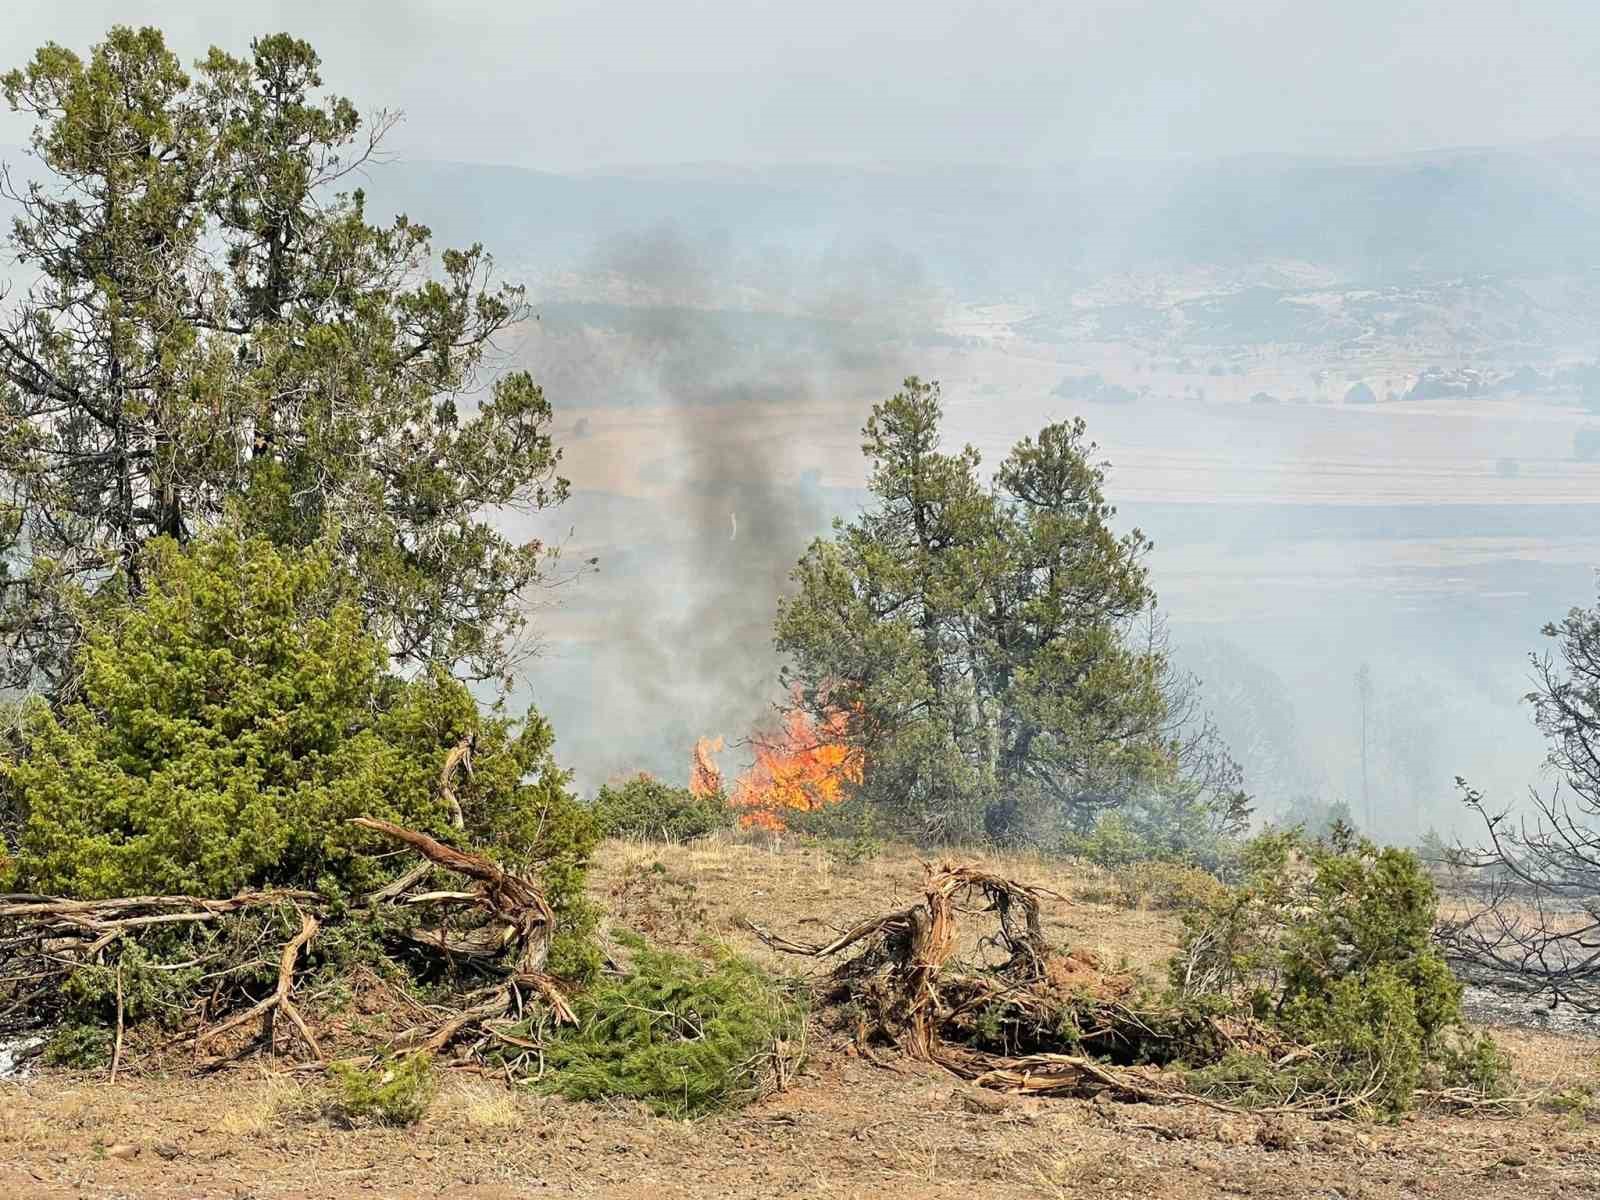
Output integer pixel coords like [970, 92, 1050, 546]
[1436, 1031, 1515, 1098]
[325, 1053, 437, 1126]
[592, 774, 730, 843]
[783, 793, 886, 865]
[1060, 785, 1247, 877]
[533, 933, 805, 1118]
[1115, 861, 1227, 911]
[1170, 829, 1503, 1117]
[2, 530, 597, 920]
[1061, 811, 1145, 869]
[42, 1022, 112, 1068]
[1272, 795, 1358, 841]
[1544, 1083, 1597, 1118]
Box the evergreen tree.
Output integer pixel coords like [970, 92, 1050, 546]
[776, 377, 1172, 842]
[2, 528, 593, 907]
[0, 28, 565, 692]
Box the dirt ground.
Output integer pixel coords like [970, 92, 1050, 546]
[5, 837, 1600, 1200]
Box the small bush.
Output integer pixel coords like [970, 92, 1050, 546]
[825, 834, 883, 867]
[1436, 1031, 1515, 1098]
[533, 933, 805, 1118]
[1059, 785, 1247, 878]
[41, 1022, 112, 1069]
[1170, 828, 1505, 1117]
[1115, 861, 1226, 911]
[1544, 1083, 1597, 1118]
[325, 1053, 437, 1127]
[1061, 811, 1145, 869]
[592, 774, 730, 843]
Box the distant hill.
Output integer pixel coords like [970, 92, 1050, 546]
[11, 141, 1600, 355]
[363, 145, 1600, 290]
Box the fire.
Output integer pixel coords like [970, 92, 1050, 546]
[690, 735, 725, 797]
[691, 702, 862, 832]
[731, 708, 863, 831]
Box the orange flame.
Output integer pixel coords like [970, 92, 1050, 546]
[690, 736, 725, 797]
[728, 708, 863, 831]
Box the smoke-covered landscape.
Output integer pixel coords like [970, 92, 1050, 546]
[375, 149, 1600, 840]
[9, 6, 1600, 1199]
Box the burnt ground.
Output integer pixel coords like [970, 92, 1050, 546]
[4, 836, 1600, 1199]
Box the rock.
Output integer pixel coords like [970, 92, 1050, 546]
[1256, 1119, 1296, 1151]
[959, 1088, 1011, 1115]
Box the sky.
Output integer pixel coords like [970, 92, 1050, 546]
[3, 2, 1600, 172]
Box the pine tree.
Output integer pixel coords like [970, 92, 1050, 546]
[775, 377, 1172, 841]
[0, 28, 566, 692]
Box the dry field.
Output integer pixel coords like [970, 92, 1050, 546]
[4, 836, 1600, 1199]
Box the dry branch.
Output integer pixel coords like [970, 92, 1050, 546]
[193, 910, 322, 1064]
[439, 732, 474, 831]
[751, 861, 1060, 1060]
[349, 816, 575, 1030]
[0, 811, 576, 1076]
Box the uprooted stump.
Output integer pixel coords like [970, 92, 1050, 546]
[749, 861, 1330, 1114]
[751, 864, 1061, 1059]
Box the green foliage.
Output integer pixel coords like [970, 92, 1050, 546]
[1061, 811, 1145, 869]
[0, 27, 568, 691]
[1436, 1031, 1514, 1098]
[775, 377, 1173, 843]
[534, 933, 806, 1119]
[1544, 1083, 1597, 1119]
[1413, 826, 1452, 865]
[41, 1022, 112, 1068]
[1061, 776, 1250, 876]
[3, 530, 596, 909]
[1272, 795, 1358, 840]
[325, 1053, 437, 1126]
[1171, 829, 1503, 1116]
[1113, 861, 1227, 912]
[783, 790, 886, 864]
[591, 774, 731, 843]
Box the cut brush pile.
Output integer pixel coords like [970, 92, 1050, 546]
[0, 813, 575, 1075]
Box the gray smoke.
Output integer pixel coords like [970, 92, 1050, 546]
[506, 226, 944, 793]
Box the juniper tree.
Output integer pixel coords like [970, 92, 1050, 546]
[775, 377, 1173, 842]
[0, 28, 566, 692]
[0, 528, 595, 919]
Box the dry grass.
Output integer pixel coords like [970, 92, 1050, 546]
[433, 1079, 530, 1131]
[214, 1070, 305, 1137]
[4, 837, 1600, 1199]
[591, 832, 1174, 979]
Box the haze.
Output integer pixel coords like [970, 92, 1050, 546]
[6, 5, 1600, 843]
[5, 3, 1600, 169]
